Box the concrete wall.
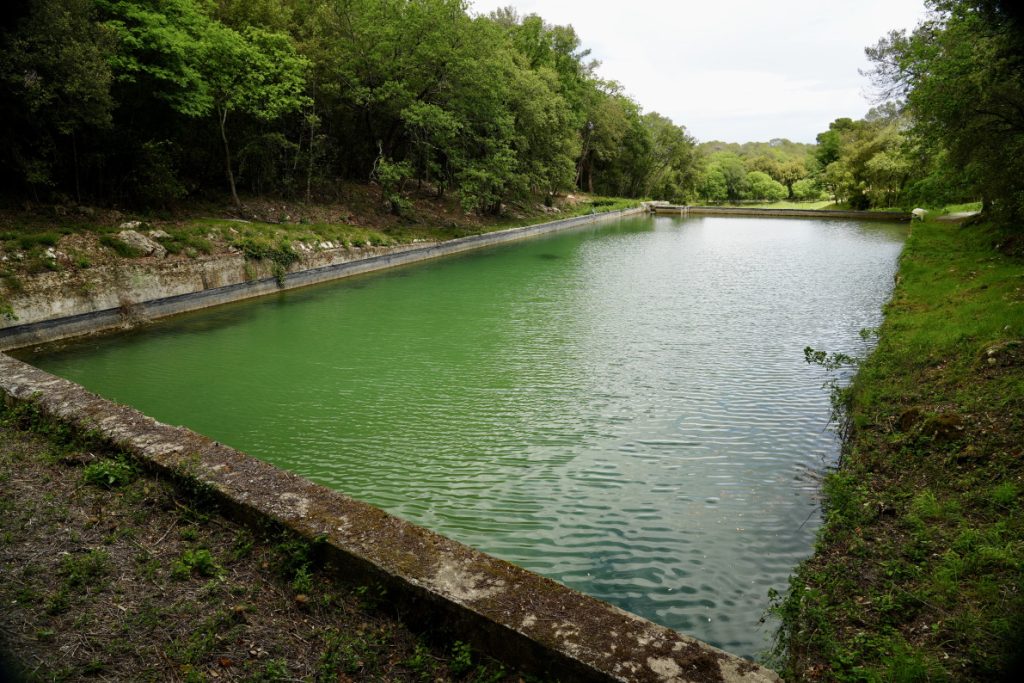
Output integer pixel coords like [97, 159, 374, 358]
[1, 207, 643, 351]
[0, 353, 781, 682]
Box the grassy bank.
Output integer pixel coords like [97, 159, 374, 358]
[0, 401, 519, 682]
[771, 218, 1024, 680]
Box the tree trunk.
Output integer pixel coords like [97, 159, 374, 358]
[71, 132, 81, 204]
[219, 106, 241, 210]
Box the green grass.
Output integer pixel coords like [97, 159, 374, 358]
[937, 201, 983, 215]
[733, 199, 834, 210]
[771, 219, 1024, 681]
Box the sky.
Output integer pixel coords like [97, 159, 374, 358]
[468, 0, 930, 144]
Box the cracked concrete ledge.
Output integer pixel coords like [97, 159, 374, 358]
[0, 353, 781, 683]
[0, 207, 644, 351]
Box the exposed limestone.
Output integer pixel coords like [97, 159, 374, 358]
[1, 208, 643, 351]
[116, 229, 167, 258]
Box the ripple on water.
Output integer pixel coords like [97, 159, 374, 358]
[23, 215, 906, 658]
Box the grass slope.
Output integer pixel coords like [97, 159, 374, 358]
[772, 219, 1024, 681]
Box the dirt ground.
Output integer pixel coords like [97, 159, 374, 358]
[0, 405, 523, 683]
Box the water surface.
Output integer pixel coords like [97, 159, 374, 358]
[22, 215, 906, 657]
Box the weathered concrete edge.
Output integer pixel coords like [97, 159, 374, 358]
[0, 207, 644, 351]
[651, 205, 912, 221]
[0, 353, 780, 683]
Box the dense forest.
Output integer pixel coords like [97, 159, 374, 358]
[0, 0, 1021, 222]
[0, 0, 700, 213]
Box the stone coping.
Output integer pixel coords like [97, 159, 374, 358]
[0, 353, 781, 683]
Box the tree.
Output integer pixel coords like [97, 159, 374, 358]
[0, 0, 115, 199]
[706, 152, 747, 201]
[199, 24, 308, 208]
[866, 0, 1024, 221]
[791, 177, 824, 201]
[640, 112, 699, 202]
[743, 171, 787, 201]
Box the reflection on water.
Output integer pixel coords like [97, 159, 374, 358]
[21, 215, 906, 657]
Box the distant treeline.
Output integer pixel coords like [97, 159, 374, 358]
[0, 0, 702, 212]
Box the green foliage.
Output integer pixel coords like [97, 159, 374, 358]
[0, 0, 115, 195]
[775, 218, 1024, 680]
[743, 171, 787, 201]
[813, 107, 914, 209]
[234, 235, 298, 284]
[866, 0, 1024, 222]
[82, 458, 137, 488]
[170, 548, 223, 580]
[99, 234, 142, 257]
[402, 643, 436, 681]
[449, 641, 473, 677]
[0, 0, 697, 210]
[791, 177, 824, 201]
[59, 550, 111, 589]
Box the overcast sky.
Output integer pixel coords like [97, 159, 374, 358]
[469, 0, 929, 144]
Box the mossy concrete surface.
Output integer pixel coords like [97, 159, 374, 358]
[0, 352, 780, 683]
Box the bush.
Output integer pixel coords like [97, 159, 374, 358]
[82, 459, 136, 488]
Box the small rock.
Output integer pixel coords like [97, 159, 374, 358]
[922, 413, 964, 443]
[896, 408, 921, 432]
[116, 229, 167, 259]
[982, 340, 1022, 367]
[148, 229, 171, 240]
[119, 220, 142, 230]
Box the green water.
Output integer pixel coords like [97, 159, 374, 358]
[21, 215, 906, 657]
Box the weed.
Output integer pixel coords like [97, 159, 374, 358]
[473, 663, 507, 683]
[171, 548, 223, 580]
[353, 582, 387, 610]
[99, 234, 142, 257]
[234, 236, 298, 270]
[990, 481, 1018, 508]
[166, 609, 240, 666]
[403, 643, 436, 680]
[271, 535, 315, 583]
[59, 549, 111, 588]
[290, 564, 313, 594]
[18, 232, 60, 250]
[449, 640, 473, 677]
[230, 529, 255, 561]
[316, 626, 388, 678]
[249, 658, 290, 682]
[82, 458, 136, 488]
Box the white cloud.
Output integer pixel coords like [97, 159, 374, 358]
[469, 0, 929, 142]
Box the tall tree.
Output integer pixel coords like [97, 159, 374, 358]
[866, 0, 1024, 221]
[0, 0, 115, 200]
[199, 24, 308, 208]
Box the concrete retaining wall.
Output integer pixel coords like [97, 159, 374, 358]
[0, 353, 780, 682]
[0, 207, 643, 351]
[651, 205, 912, 221]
